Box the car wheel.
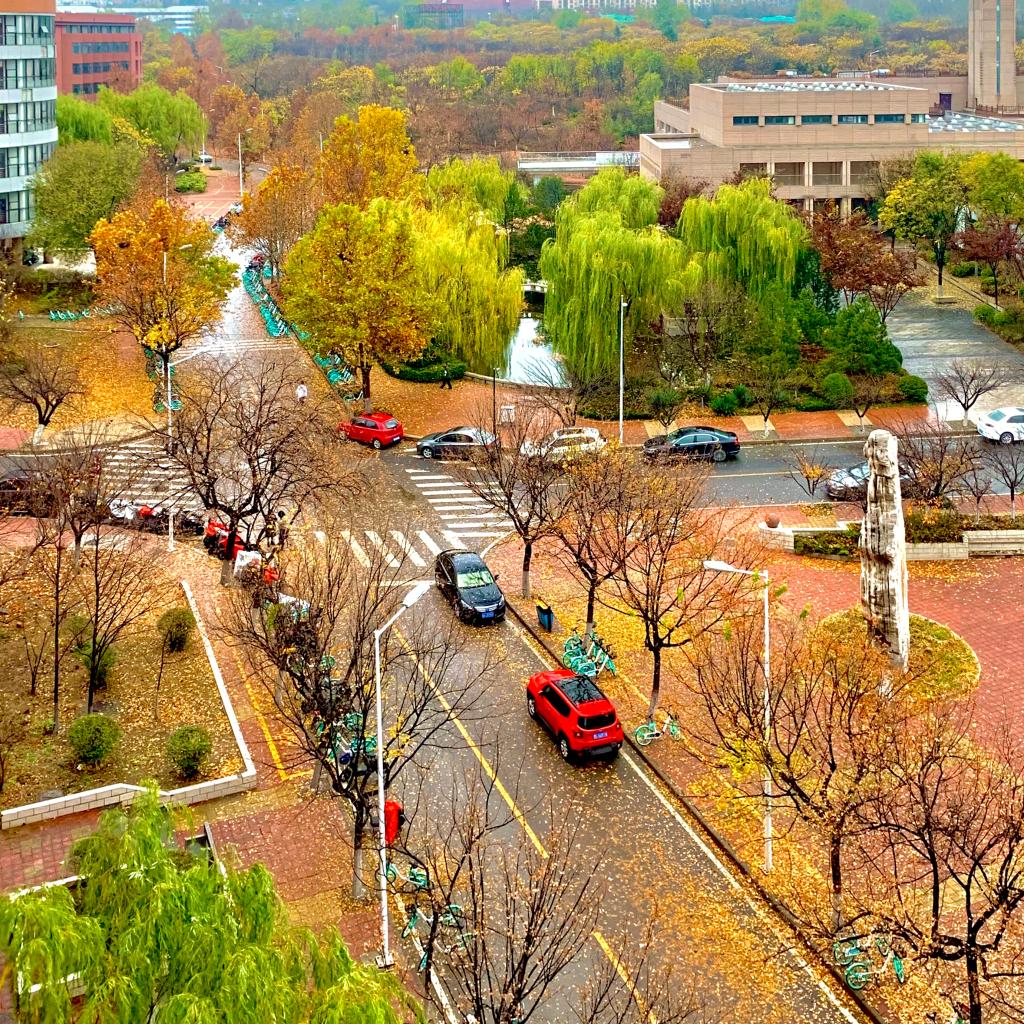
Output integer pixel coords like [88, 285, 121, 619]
[1001, 432, 1015, 445]
[372, 438, 382, 450]
[421, 446, 434, 459]
[558, 735, 573, 762]
[712, 448, 727, 464]
[458, 606, 473, 624]
[527, 695, 537, 719]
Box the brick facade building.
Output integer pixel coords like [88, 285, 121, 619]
[55, 11, 140, 97]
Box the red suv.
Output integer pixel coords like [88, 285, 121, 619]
[339, 412, 404, 450]
[526, 668, 623, 762]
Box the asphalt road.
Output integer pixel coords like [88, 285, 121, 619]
[388, 591, 863, 1024]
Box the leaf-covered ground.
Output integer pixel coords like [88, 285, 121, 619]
[0, 320, 152, 435]
[0, 558, 243, 810]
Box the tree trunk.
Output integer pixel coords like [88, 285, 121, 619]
[352, 818, 366, 900]
[360, 362, 372, 414]
[585, 579, 597, 637]
[521, 540, 532, 599]
[829, 833, 843, 934]
[648, 644, 661, 719]
[1011, 490, 1017, 521]
[966, 948, 982, 1024]
[52, 546, 62, 735]
[31, 422, 45, 445]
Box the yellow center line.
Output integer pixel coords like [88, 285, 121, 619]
[227, 643, 289, 782]
[592, 929, 657, 1024]
[393, 625, 656, 1012]
[394, 626, 547, 858]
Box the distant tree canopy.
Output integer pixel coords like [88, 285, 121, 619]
[97, 83, 204, 160]
[56, 95, 113, 145]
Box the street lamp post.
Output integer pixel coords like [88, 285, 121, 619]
[492, 368, 498, 434]
[618, 297, 627, 445]
[702, 559, 772, 873]
[372, 581, 431, 969]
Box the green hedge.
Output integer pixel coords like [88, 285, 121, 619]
[793, 525, 861, 558]
[380, 359, 467, 383]
[174, 171, 207, 194]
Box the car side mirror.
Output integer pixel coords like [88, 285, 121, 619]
[493, 573, 500, 582]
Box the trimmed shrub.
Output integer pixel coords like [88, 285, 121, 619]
[821, 371, 854, 408]
[793, 525, 861, 558]
[68, 713, 121, 766]
[709, 390, 739, 416]
[898, 374, 929, 403]
[174, 171, 207, 194]
[167, 725, 213, 779]
[72, 636, 117, 689]
[950, 262, 977, 277]
[646, 386, 684, 427]
[380, 359, 467, 383]
[904, 506, 964, 543]
[158, 607, 196, 653]
[731, 383, 751, 406]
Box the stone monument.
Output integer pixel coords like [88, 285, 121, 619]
[859, 429, 910, 672]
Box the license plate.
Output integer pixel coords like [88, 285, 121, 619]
[480, 611, 493, 619]
[594, 731, 608, 739]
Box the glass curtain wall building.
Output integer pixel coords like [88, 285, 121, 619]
[0, 0, 57, 242]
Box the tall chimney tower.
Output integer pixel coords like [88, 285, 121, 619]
[969, 0, 1017, 111]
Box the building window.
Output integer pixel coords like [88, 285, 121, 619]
[837, 114, 869, 125]
[772, 161, 804, 186]
[911, 113, 927, 123]
[764, 115, 796, 125]
[812, 161, 843, 186]
[732, 115, 759, 126]
[738, 163, 768, 178]
[800, 114, 832, 125]
[874, 113, 906, 123]
[849, 160, 879, 186]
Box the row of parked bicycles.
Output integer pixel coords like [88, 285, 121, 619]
[47, 305, 120, 322]
[242, 257, 294, 339]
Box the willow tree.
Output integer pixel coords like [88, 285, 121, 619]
[676, 177, 806, 297]
[540, 169, 677, 379]
[416, 200, 524, 372]
[0, 788, 419, 1024]
[424, 156, 519, 224]
[283, 198, 436, 411]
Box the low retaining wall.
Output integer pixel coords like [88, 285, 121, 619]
[761, 522, 1024, 561]
[0, 580, 257, 831]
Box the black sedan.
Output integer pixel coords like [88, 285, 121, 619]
[642, 426, 741, 463]
[434, 549, 506, 624]
[416, 426, 496, 460]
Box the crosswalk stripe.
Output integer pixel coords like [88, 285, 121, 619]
[365, 530, 401, 568]
[340, 529, 371, 568]
[389, 530, 426, 568]
[456, 530, 508, 539]
[442, 530, 467, 549]
[407, 474, 451, 482]
[417, 530, 442, 556]
[447, 521, 505, 530]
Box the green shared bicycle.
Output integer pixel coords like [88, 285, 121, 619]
[634, 710, 682, 747]
[833, 933, 906, 990]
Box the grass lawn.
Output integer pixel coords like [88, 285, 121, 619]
[0, 558, 243, 810]
[0, 319, 152, 434]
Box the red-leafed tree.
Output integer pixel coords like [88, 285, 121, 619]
[954, 218, 1022, 307]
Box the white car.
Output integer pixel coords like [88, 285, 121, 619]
[520, 426, 607, 461]
[197, 151, 213, 164]
[977, 407, 1024, 444]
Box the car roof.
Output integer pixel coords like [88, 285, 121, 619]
[363, 412, 397, 422]
[555, 674, 609, 707]
[442, 550, 486, 569]
[551, 426, 599, 439]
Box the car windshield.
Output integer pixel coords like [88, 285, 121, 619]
[457, 568, 495, 589]
[383, 419, 398, 429]
[989, 410, 1006, 421]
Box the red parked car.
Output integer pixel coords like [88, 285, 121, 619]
[526, 668, 623, 762]
[339, 412, 404, 450]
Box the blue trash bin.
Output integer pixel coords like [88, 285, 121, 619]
[536, 600, 553, 632]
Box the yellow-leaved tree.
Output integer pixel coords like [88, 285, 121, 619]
[282, 198, 436, 412]
[228, 164, 319, 279]
[90, 198, 235, 440]
[316, 104, 421, 209]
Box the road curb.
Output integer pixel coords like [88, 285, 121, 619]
[504, 594, 888, 1024]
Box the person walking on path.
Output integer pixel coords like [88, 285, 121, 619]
[440, 365, 453, 390]
[296, 382, 308, 404]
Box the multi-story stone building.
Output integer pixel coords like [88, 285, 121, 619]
[640, 81, 1024, 212]
[0, 0, 57, 243]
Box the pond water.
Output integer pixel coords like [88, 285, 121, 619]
[467, 315, 566, 385]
